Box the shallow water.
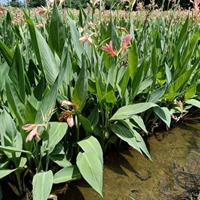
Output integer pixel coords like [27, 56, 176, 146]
[61, 123, 200, 200]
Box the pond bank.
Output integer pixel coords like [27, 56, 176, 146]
[59, 123, 200, 200]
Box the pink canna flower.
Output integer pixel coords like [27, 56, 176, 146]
[193, 0, 200, 11]
[66, 115, 74, 128]
[102, 41, 117, 57]
[22, 124, 41, 142]
[22, 124, 37, 132]
[59, 111, 75, 128]
[79, 35, 93, 45]
[121, 34, 132, 52]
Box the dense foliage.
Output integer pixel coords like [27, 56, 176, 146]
[0, 5, 200, 199]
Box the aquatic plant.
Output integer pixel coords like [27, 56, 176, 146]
[0, 5, 200, 199]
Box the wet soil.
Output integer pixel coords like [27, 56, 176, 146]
[61, 123, 200, 200]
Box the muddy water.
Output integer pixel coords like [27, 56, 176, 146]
[62, 123, 200, 200]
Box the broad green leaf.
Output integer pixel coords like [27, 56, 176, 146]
[77, 151, 103, 196]
[26, 15, 59, 85]
[72, 65, 88, 111]
[35, 53, 68, 123]
[154, 107, 171, 127]
[119, 70, 129, 98]
[165, 63, 172, 84]
[131, 59, 147, 98]
[184, 85, 196, 100]
[48, 4, 66, 56]
[0, 146, 31, 154]
[0, 169, 16, 179]
[32, 171, 53, 200]
[137, 78, 153, 95]
[103, 90, 117, 104]
[0, 40, 13, 66]
[111, 102, 157, 120]
[50, 155, 71, 168]
[176, 17, 189, 49]
[78, 136, 103, 164]
[79, 115, 93, 136]
[131, 115, 148, 133]
[148, 87, 166, 103]
[67, 16, 83, 60]
[6, 80, 24, 125]
[53, 166, 81, 184]
[186, 99, 200, 108]
[111, 122, 151, 159]
[0, 62, 9, 92]
[0, 110, 17, 145]
[9, 45, 25, 103]
[48, 122, 68, 153]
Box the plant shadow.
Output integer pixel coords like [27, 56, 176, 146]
[58, 183, 85, 200]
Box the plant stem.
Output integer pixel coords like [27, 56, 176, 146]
[12, 152, 23, 194]
[15, 171, 23, 194]
[76, 114, 80, 154]
[46, 126, 50, 171]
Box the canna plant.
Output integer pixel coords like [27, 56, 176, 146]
[0, 5, 200, 199]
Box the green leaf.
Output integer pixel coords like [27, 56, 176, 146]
[67, 16, 83, 60]
[35, 53, 68, 123]
[9, 45, 25, 103]
[48, 122, 68, 153]
[6, 80, 24, 125]
[0, 40, 13, 66]
[165, 63, 172, 84]
[50, 154, 71, 168]
[111, 122, 151, 159]
[119, 70, 129, 98]
[184, 85, 196, 100]
[0, 169, 16, 179]
[128, 42, 138, 79]
[131, 115, 148, 133]
[153, 107, 171, 127]
[32, 171, 53, 200]
[0, 146, 31, 154]
[53, 166, 81, 184]
[77, 136, 103, 196]
[186, 99, 200, 108]
[78, 136, 103, 164]
[26, 15, 59, 85]
[72, 65, 88, 111]
[0, 62, 9, 92]
[103, 90, 116, 104]
[48, 4, 66, 56]
[79, 115, 93, 136]
[77, 151, 103, 196]
[0, 110, 17, 146]
[148, 87, 166, 103]
[111, 102, 157, 120]
[176, 17, 189, 49]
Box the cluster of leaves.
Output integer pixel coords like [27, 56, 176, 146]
[0, 5, 200, 199]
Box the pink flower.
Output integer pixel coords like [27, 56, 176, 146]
[102, 41, 117, 57]
[121, 34, 132, 52]
[171, 115, 180, 122]
[66, 115, 74, 128]
[59, 111, 75, 128]
[22, 124, 41, 142]
[193, 0, 200, 11]
[79, 35, 93, 45]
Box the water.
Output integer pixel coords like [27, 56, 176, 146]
[59, 123, 200, 200]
